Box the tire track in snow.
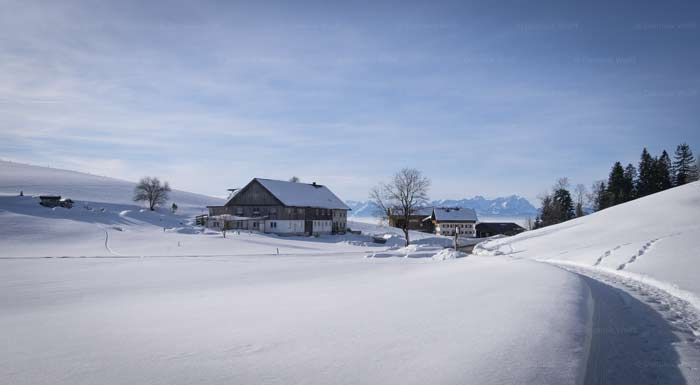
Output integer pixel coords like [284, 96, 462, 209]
[99, 226, 124, 257]
[553, 263, 700, 385]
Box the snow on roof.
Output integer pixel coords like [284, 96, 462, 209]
[391, 207, 433, 216]
[390, 206, 477, 221]
[476, 222, 524, 232]
[224, 188, 241, 205]
[255, 178, 350, 210]
[432, 207, 478, 222]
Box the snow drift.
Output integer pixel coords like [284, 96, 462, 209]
[475, 181, 700, 301]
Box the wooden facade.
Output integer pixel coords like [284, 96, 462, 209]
[207, 179, 349, 235]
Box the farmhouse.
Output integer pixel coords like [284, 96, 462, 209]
[428, 207, 478, 237]
[207, 178, 350, 235]
[388, 207, 478, 237]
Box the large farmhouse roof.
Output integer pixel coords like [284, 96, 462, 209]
[255, 178, 351, 210]
[432, 207, 478, 222]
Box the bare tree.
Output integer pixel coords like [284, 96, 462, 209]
[525, 216, 534, 231]
[554, 177, 570, 191]
[133, 177, 171, 211]
[574, 183, 587, 217]
[289, 176, 300, 183]
[370, 168, 430, 246]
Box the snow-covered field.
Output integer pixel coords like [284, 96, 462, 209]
[1, 161, 700, 384]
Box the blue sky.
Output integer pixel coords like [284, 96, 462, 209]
[1, 0, 698, 202]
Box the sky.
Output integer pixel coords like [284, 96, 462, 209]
[0, 0, 698, 202]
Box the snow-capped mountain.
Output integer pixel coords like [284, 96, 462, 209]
[346, 195, 538, 218]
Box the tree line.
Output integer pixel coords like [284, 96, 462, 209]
[536, 143, 699, 229]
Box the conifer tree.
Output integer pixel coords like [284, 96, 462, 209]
[538, 194, 555, 227]
[673, 143, 698, 185]
[623, 163, 637, 201]
[657, 150, 673, 191]
[636, 148, 657, 197]
[607, 162, 626, 205]
[552, 188, 575, 222]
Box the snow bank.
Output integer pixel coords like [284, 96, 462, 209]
[432, 248, 468, 260]
[475, 181, 700, 303]
[367, 244, 467, 260]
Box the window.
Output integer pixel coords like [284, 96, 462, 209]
[253, 208, 260, 216]
[235, 207, 243, 215]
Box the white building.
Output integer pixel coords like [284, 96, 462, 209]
[429, 207, 478, 237]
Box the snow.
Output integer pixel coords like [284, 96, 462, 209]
[367, 244, 447, 258]
[475, 182, 700, 381]
[255, 178, 350, 210]
[0, 256, 589, 385]
[475, 181, 700, 300]
[3, 161, 700, 384]
[0, 160, 221, 216]
[432, 248, 468, 260]
[0, 161, 591, 384]
[432, 207, 478, 221]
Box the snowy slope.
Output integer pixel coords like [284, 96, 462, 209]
[475, 182, 700, 300]
[0, 160, 222, 214]
[475, 182, 700, 380]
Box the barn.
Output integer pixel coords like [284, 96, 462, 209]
[207, 178, 350, 235]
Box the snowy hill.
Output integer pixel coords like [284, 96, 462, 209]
[476, 181, 700, 310]
[347, 195, 538, 218]
[0, 160, 222, 214]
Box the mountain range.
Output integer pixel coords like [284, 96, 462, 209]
[345, 195, 538, 218]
